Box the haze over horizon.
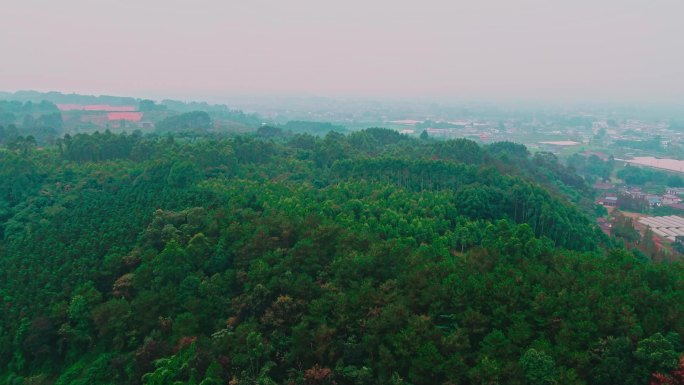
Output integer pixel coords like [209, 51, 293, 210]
[2, 0, 683, 103]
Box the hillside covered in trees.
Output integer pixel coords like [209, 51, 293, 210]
[2, 127, 684, 385]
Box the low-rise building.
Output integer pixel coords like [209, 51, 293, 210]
[597, 196, 618, 207]
[646, 195, 662, 207]
[663, 194, 683, 205]
[622, 187, 645, 199]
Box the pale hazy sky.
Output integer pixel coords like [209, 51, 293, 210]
[1, 0, 683, 102]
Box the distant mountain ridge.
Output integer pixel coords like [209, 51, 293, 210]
[0, 90, 246, 114]
[0, 90, 138, 106]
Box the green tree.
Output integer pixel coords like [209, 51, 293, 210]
[519, 349, 557, 385]
[634, 333, 679, 376]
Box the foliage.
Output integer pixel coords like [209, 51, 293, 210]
[156, 111, 212, 133]
[1, 130, 683, 385]
[566, 153, 613, 183]
[282, 121, 347, 136]
[618, 166, 684, 187]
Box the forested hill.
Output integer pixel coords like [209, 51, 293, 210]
[1, 128, 683, 385]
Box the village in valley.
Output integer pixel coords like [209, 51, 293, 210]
[594, 173, 684, 258]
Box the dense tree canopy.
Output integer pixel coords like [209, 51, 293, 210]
[618, 166, 684, 187]
[155, 111, 213, 133]
[0, 129, 682, 385]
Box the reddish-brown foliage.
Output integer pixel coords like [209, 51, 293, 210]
[651, 356, 684, 385]
[304, 364, 332, 384]
[175, 336, 197, 351]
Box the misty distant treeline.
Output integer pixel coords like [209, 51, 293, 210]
[0, 90, 139, 106]
[0, 100, 63, 144]
[0, 93, 266, 142]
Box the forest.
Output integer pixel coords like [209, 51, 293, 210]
[1, 126, 684, 385]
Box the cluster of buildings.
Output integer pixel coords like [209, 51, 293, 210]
[58, 104, 153, 130]
[594, 182, 619, 207]
[593, 119, 683, 151]
[385, 112, 684, 154]
[637, 215, 684, 243]
[596, 185, 684, 210]
[621, 187, 684, 208]
[392, 119, 498, 142]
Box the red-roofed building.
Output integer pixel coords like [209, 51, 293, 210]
[662, 194, 682, 205]
[597, 196, 618, 207]
[107, 112, 143, 122]
[105, 112, 144, 129]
